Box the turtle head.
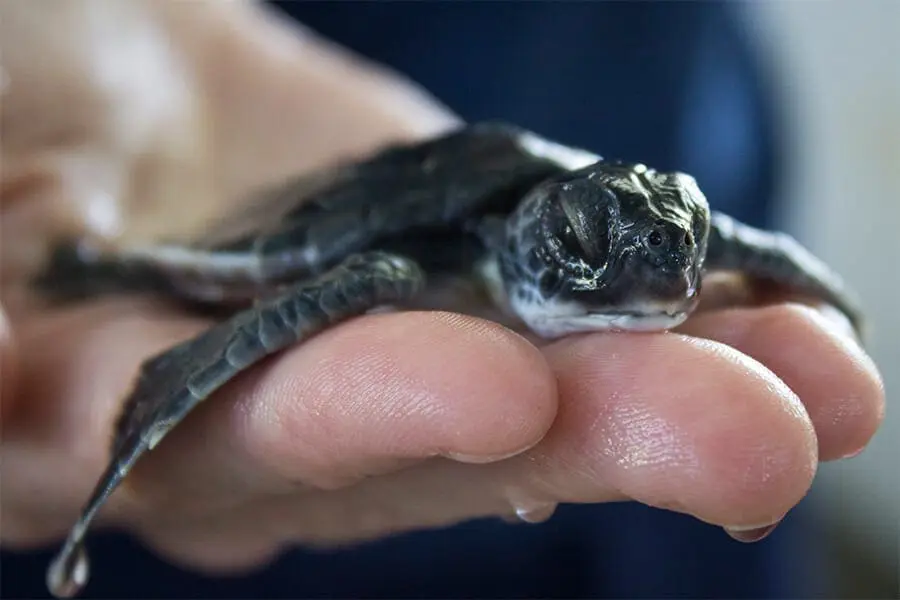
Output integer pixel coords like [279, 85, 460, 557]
[496, 160, 711, 338]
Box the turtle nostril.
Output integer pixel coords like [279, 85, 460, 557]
[683, 231, 693, 247]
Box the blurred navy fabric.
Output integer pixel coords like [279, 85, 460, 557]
[2, 2, 827, 598]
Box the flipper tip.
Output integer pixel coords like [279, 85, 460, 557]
[46, 543, 89, 598]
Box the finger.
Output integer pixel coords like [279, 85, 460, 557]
[3, 302, 557, 529]
[525, 331, 817, 528]
[678, 303, 885, 461]
[127, 310, 557, 512]
[146, 327, 819, 568]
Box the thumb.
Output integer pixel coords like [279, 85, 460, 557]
[151, 0, 460, 199]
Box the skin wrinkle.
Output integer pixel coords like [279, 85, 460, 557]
[554, 334, 703, 481]
[383, 313, 555, 456]
[607, 340, 695, 474]
[607, 403, 700, 472]
[247, 351, 393, 488]
[583, 381, 699, 476]
[594, 338, 698, 474]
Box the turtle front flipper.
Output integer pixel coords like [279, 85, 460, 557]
[45, 251, 425, 598]
[704, 212, 863, 335]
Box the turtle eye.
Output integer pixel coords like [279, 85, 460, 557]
[557, 223, 586, 260]
[537, 180, 616, 277]
[647, 229, 664, 247]
[542, 211, 610, 278]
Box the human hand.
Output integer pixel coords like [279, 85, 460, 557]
[0, 0, 884, 582]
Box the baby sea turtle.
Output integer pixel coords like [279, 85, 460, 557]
[34, 122, 861, 597]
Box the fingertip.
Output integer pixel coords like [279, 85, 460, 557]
[682, 338, 819, 524]
[406, 312, 559, 462]
[539, 332, 818, 528]
[681, 303, 886, 462]
[800, 305, 886, 458]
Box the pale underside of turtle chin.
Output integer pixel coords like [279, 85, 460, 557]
[469, 256, 695, 339]
[510, 294, 694, 339]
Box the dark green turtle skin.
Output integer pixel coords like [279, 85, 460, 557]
[33, 122, 862, 598]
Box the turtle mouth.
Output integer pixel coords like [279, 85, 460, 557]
[589, 308, 685, 318]
[590, 308, 689, 326]
[575, 296, 698, 332]
[592, 296, 698, 320]
[508, 286, 699, 338]
[526, 307, 690, 338]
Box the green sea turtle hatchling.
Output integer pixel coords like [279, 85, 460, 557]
[34, 122, 861, 597]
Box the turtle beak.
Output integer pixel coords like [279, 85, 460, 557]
[686, 269, 700, 299]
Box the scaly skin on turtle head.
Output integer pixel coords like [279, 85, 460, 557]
[491, 160, 711, 338]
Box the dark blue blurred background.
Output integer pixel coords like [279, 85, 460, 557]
[2, 2, 828, 598]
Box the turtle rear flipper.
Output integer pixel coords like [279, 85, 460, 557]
[34, 239, 283, 308]
[34, 241, 179, 302]
[46, 251, 425, 598]
[705, 212, 864, 336]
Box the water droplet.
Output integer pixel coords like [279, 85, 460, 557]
[46, 543, 90, 598]
[512, 501, 558, 524]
